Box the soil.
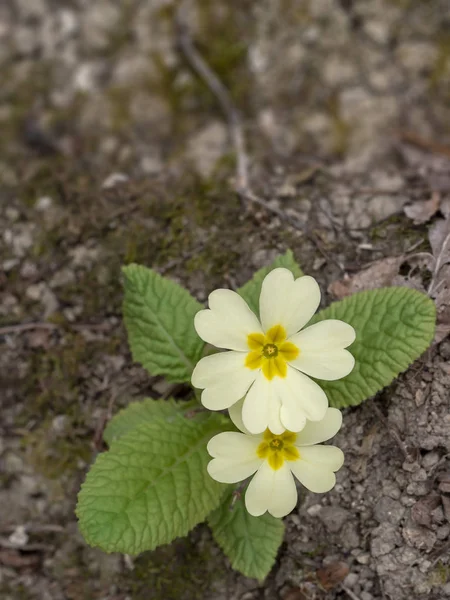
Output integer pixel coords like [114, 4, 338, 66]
[1, 1, 450, 599]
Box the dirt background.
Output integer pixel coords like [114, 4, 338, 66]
[1, 1, 450, 599]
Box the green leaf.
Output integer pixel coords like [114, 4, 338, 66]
[237, 250, 303, 316]
[77, 414, 227, 554]
[122, 264, 204, 383]
[309, 287, 436, 409]
[208, 489, 284, 581]
[104, 398, 182, 446]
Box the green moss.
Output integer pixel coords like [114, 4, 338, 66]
[19, 331, 119, 426]
[429, 561, 450, 586]
[127, 536, 226, 600]
[326, 94, 351, 157]
[22, 419, 91, 480]
[429, 34, 450, 94]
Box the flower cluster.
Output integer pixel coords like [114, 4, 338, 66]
[192, 268, 355, 517]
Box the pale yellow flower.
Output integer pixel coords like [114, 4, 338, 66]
[192, 268, 355, 434]
[207, 408, 344, 517]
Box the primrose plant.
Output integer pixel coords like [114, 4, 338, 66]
[76, 250, 436, 580]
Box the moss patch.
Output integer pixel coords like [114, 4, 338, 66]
[127, 535, 227, 600]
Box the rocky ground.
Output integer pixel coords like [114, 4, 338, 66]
[1, 1, 450, 599]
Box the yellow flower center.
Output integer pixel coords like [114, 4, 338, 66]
[257, 430, 300, 470]
[245, 324, 299, 380]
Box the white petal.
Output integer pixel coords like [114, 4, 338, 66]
[195, 289, 262, 351]
[259, 269, 320, 337]
[228, 398, 252, 434]
[288, 348, 355, 381]
[191, 351, 248, 388]
[241, 372, 272, 434]
[295, 408, 342, 446]
[274, 366, 328, 430]
[195, 355, 257, 410]
[201, 377, 255, 411]
[290, 445, 344, 493]
[207, 432, 262, 483]
[245, 462, 297, 518]
[207, 457, 262, 484]
[290, 319, 356, 350]
[207, 431, 260, 459]
[298, 445, 344, 471]
[290, 460, 336, 493]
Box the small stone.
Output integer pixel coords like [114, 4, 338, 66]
[402, 460, 420, 473]
[140, 154, 162, 175]
[35, 196, 53, 211]
[438, 481, 450, 494]
[19, 474, 40, 496]
[4, 224, 35, 257]
[8, 525, 28, 548]
[431, 506, 445, 524]
[398, 546, 418, 565]
[3, 259, 19, 271]
[355, 552, 370, 565]
[340, 522, 361, 549]
[26, 283, 43, 301]
[411, 494, 441, 527]
[20, 261, 38, 279]
[306, 504, 322, 517]
[371, 536, 395, 557]
[411, 468, 428, 482]
[4, 452, 25, 473]
[318, 506, 350, 532]
[5, 207, 20, 221]
[26, 283, 59, 317]
[403, 520, 437, 550]
[52, 415, 69, 434]
[421, 451, 440, 469]
[437, 524, 450, 540]
[370, 524, 400, 557]
[374, 497, 405, 525]
[343, 573, 359, 587]
[382, 481, 401, 500]
[101, 172, 129, 189]
[187, 121, 227, 178]
[406, 482, 429, 496]
[50, 268, 75, 288]
[277, 182, 297, 198]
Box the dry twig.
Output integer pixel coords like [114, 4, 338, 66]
[175, 3, 248, 193]
[174, 5, 344, 271]
[341, 584, 363, 600]
[398, 131, 450, 159]
[0, 321, 111, 337]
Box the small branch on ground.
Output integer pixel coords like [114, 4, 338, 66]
[0, 321, 112, 337]
[0, 322, 58, 335]
[174, 4, 344, 272]
[175, 2, 248, 193]
[341, 584, 363, 600]
[398, 131, 450, 159]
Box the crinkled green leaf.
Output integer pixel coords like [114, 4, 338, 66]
[309, 287, 436, 409]
[122, 264, 204, 383]
[77, 414, 227, 554]
[104, 398, 182, 446]
[208, 489, 284, 581]
[238, 250, 303, 316]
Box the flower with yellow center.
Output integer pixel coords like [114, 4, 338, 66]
[191, 268, 356, 434]
[207, 408, 344, 518]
